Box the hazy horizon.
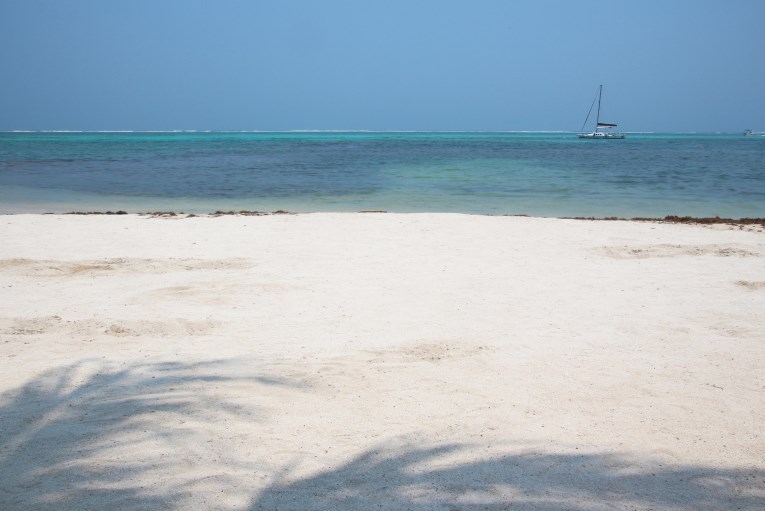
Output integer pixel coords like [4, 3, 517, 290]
[1, 130, 757, 135]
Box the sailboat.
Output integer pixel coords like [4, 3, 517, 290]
[577, 85, 625, 139]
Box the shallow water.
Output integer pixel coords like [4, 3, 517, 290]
[1, 132, 763, 217]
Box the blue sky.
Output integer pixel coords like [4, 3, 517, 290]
[1, 0, 763, 132]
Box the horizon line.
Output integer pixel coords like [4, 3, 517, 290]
[0, 129, 753, 135]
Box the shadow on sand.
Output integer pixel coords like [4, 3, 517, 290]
[249, 443, 765, 511]
[0, 358, 295, 510]
[1, 360, 763, 510]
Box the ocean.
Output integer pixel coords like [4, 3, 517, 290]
[1, 132, 763, 217]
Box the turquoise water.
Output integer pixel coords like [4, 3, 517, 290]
[1, 132, 763, 217]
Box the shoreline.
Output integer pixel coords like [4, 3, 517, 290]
[2, 213, 764, 509]
[11, 209, 765, 229]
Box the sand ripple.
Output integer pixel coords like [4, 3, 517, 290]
[0, 257, 253, 277]
[596, 244, 761, 259]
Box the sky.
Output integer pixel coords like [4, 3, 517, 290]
[1, 0, 763, 132]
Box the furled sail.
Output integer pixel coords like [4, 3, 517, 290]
[597, 122, 617, 128]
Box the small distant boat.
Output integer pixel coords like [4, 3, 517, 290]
[577, 85, 625, 139]
[744, 129, 764, 136]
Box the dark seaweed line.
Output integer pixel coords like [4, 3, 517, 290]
[43, 210, 765, 227]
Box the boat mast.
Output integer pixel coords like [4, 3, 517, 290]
[595, 84, 602, 133]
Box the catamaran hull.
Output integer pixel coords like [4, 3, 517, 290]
[577, 132, 625, 139]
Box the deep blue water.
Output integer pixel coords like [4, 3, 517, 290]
[1, 132, 763, 217]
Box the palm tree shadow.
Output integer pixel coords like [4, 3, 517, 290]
[249, 443, 765, 510]
[3, 361, 763, 510]
[0, 358, 296, 510]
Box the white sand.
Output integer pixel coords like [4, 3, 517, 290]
[1, 213, 763, 510]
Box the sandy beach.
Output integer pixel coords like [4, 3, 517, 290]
[1, 212, 763, 510]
